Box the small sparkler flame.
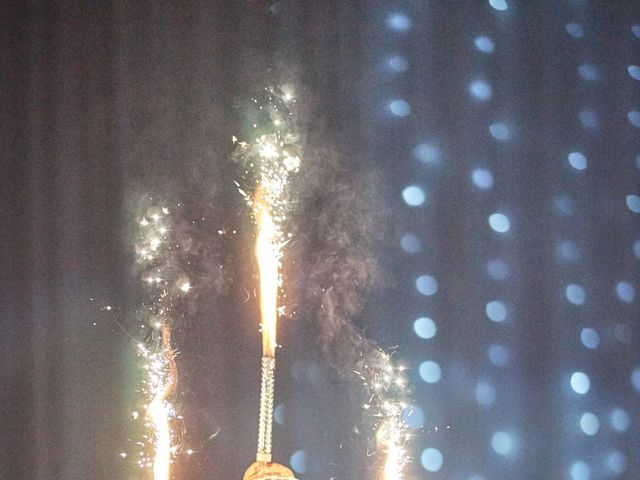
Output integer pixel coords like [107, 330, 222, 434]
[255, 190, 280, 358]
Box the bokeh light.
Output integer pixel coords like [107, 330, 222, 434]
[487, 258, 510, 280]
[402, 405, 425, 429]
[491, 431, 514, 455]
[414, 317, 437, 339]
[419, 360, 442, 383]
[580, 328, 599, 349]
[488, 0, 508, 12]
[414, 142, 442, 165]
[628, 111, 640, 128]
[606, 451, 626, 474]
[402, 185, 426, 206]
[421, 448, 443, 472]
[290, 450, 307, 474]
[610, 408, 630, 432]
[570, 372, 590, 394]
[486, 300, 507, 322]
[579, 412, 599, 435]
[578, 64, 599, 81]
[474, 35, 495, 53]
[570, 461, 590, 480]
[389, 99, 411, 117]
[626, 194, 640, 213]
[416, 275, 438, 296]
[565, 23, 584, 38]
[471, 168, 494, 190]
[476, 381, 496, 406]
[386, 12, 411, 31]
[489, 122, 511, 141]
[568, 152, 587, 170]
[566, 284, 586, 305]
[469, 80, 493, 101]
[488, 344, 509, 366]
[400, 233, 422, 253]
[489, 213, 510, 233]
[615, 281, 635, 303]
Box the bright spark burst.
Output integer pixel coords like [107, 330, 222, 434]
[358, 352, 411, 480]
[132, 202, 189, 479]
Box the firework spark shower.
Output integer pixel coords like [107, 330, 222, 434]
[6, 2, 640, 480]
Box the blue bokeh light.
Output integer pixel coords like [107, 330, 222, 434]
[554, 196, 575, 216]
[476, 381, 496, 406]
[474, 35, 495, 53]
[631, 367, 640, 391]
[578, 64, 599, 81]
[615, 281, 635, 303]
[416, 275, 438, 296]
[565, 23, 584, 38]
[610, 408, 630, 432]
[626, 194, 640, 213]
[489, 213, 510, 233]
[402, 405, 425, 429]
[578, 109, 598, 128]
[400, 233, 422, 253]
[402, 185, 426, 206]
[388, 55, 409, 72]
[633, 24, 640, 38]
[491, 431, 514, 455]
[570, 461, 590, 480]
[628, 64, 640, 80]
[421, 448, 443, 472]
[566, 284, 586, 305]
[290, 450, 307, 474]
[579, 412, 599, 435]
[607, 451, 626, 474]
[414, 317, 437, 339]
[557, 240, 580, 262]
[386, 12, 411, 31]
[568, 152, 587, 170]
[628, 110, 640, 127]
[489, 122, 511, 140]
[389, 99, 411, 117]
[419, 360, 442, 383]
[580, 327, 599, 349]
[489, 0, 508, 11]
[414, 143, 442, 165]
[274, 403, 284, 425]
[471, 168, 494, 190]
[486, 300, 507, 322]
[634, 240, 640, 258]
[570, 372, 590, 394]
[487, 258, 510, 280]
[488, 344, 509, 366]
[469, 80, 493, 101]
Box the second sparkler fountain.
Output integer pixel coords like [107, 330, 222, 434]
[237, 86, 300, 480]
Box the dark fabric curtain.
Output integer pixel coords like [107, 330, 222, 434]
[2, 2, 639, 480]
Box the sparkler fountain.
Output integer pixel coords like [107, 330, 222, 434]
[233, 86, 300, 480]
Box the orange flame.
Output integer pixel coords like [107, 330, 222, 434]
[254, 192, 280, 358]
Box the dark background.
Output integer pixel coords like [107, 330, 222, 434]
[1, 1, 639, 480]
